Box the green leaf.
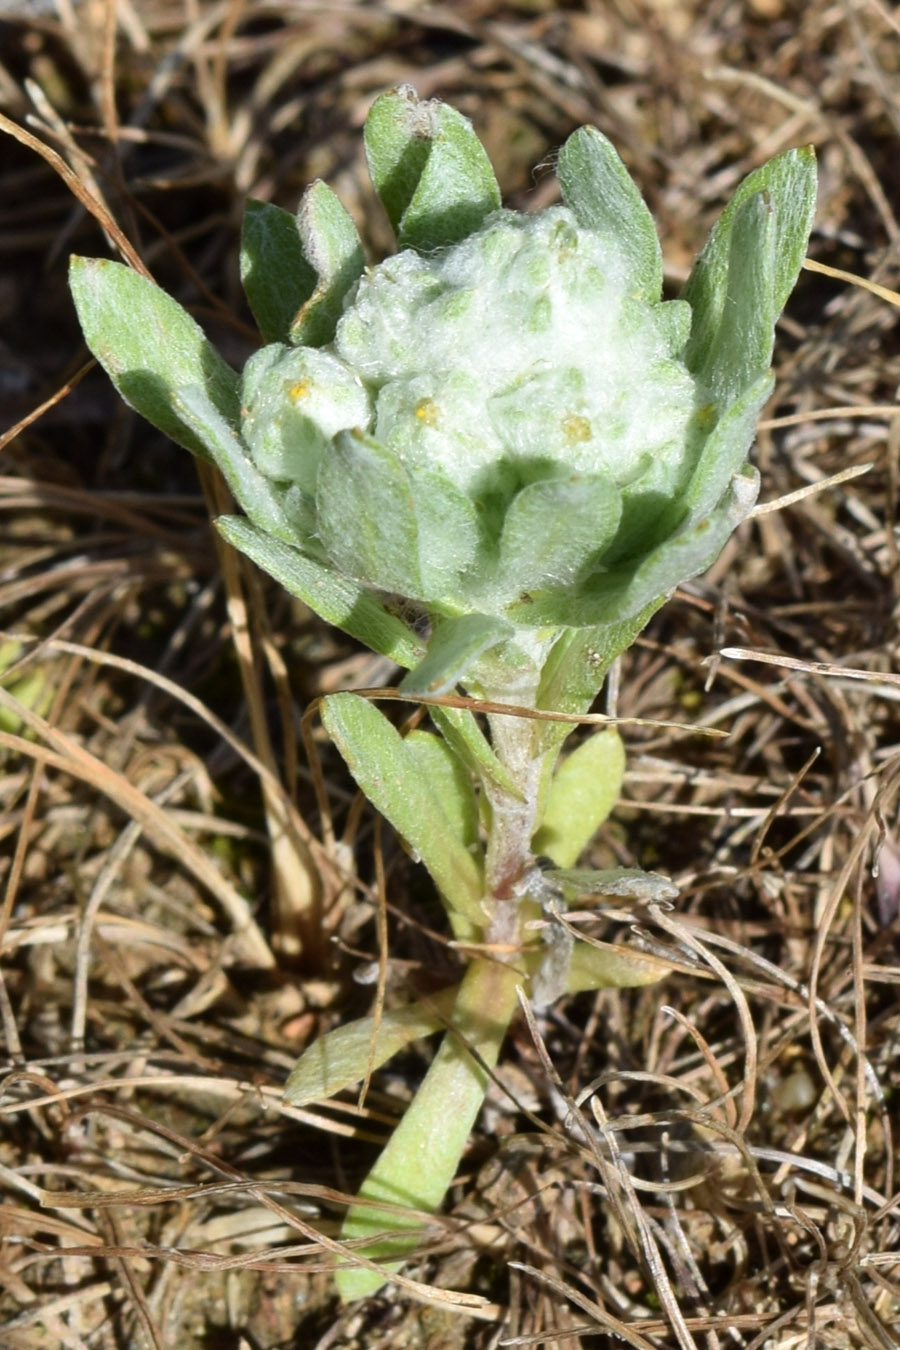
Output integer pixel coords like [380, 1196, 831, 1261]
[290, 181, 366, 347]
[696, 194, 776, 406]
[400, 613, 513, 697]
[336, 957, 519, 1300]
[557, 126, 663, 297]
[508, 467, 758, 630]
[240, 187, 365, 348]
[532, 728, 625, 868]
[653, 298, 692, 357]
[428, 705, 523, 801]
[0, 642, 52, 735]
[364, 86, 501, 252]
[682, 146, 816, 393]
[566, 939, 670, 994]
[398, 105, 501, 252]
[498, 475, 622, 597]
[627, 370, 773, 564]
[532, 602, 666, 757]
[317, 431, 422, 596]
[672, 372, 774, 529]
[407, 467, 483, 600]
[403, 730, 481, 864]
[240, 199, 317, 344]
[321, 693, 485, 922]
[598, 466, 760, 626]
[69, 256, 240, 462]
[319, 433, 482, 604]
[363, 88, 432, 238]
[173, 384, 301, 541]
[546, 865, 678, 902]
[285, 986, 459, 1107]
[215, 516, 424, 669]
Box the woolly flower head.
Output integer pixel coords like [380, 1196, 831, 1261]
[238, 201, 720, 619]
[70, 87, 815, 680]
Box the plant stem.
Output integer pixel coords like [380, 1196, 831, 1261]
[335, 953, 522, 1300]
[482, 668, 548, 944]
[337, 653, 554, 1300]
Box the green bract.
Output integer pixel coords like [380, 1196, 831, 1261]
[68, 88, 816, 1300]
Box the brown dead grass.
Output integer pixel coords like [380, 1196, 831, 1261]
[1, 0, 900, 1345]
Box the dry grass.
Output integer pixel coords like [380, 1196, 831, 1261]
[1, 0, 900, 1345]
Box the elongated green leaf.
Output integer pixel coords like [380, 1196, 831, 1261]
[508, 468, 758, 630]
[69, 257, 239, 462]
[660, 371, 773, 537]
[322, 693, 485, 922]
[215, 516, 424, 668]
[174, 385, 297, 542]
[534, 601, 664, 753]
[407, 467, 482, 599]
[363, 87, 432, 238]
[557, 126, 663, 298]
[695, 193, 776, 406]
[398, 104, 501, 252]
[290, 181, 366, 347]
[403, 730, 480, 862]
[364, 87, 500, 252]
[428, 705, 522, 800]
[653, 298, 692, 357]
[317, 432, 422, 596]
[682, 146, 816, 390]
[336, 957, 519, 1300]
[547, 865, 678, 902]
[566, 939, 670, 994]
[532, 728, 625, 868]
[0, 642, 52, 734]
[240, 199, 317, 344]
[285, 986, 459, 1107]
[498, 475, 622, 597]
[400, 613, 513, 697]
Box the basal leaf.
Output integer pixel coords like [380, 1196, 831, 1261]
[336, 957, 519, 1299]
[566, 939, 670, 994]
[403, 729, 481, 863]
[285, 986, 458, 1107]
[428, 704, 523, 800]
[547, 865, 678, 902]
